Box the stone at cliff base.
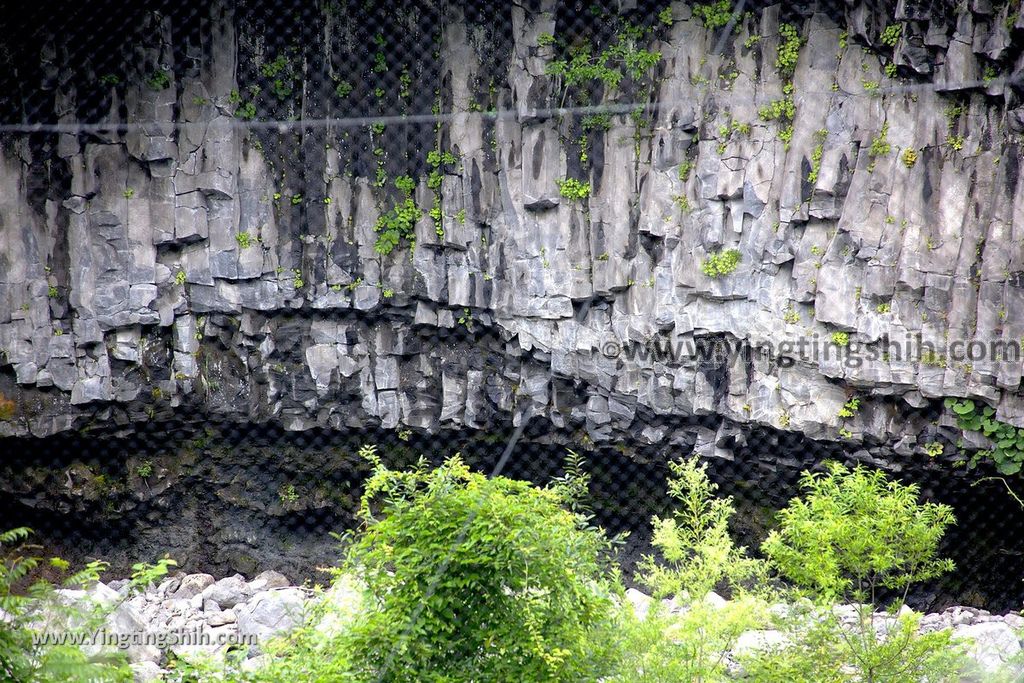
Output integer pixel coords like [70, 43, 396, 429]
[236, 587, 307, 642]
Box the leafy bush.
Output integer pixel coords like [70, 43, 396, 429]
[343, 446, 621, 682]
[701, 248, 741, 278]
[763, 462, 955, 603]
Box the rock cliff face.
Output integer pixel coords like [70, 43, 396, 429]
[1, 0, 1023, 462]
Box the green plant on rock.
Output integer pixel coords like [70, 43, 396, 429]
[837, 396, 860, 418]
[545, 26, 661, 97]
[945, 398, 1024, 474]
[174, 269, 187, 286]
[145, 70, 170, 91]
[946, 134, 965, 151]
[701, 248, 741, 278]
[902, 148, 918, 167]
[692, 0, 738, 30]
[235, 232, 253, 249]
[135, 460, 153, 478]
[881, 23, 902, 47]
[869, 123, 891, 158]
[831, 331, 850, 347]
[374, 198, 422, 256]
[129, 557, 177, 594]
[556, 177, 591, 201]
[334, 80, 353, 98]
[775, 23, 802, 78]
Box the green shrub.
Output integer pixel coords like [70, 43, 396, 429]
[343, 446, 621, 682]
[637, 457, 766, 600]
[763, 462, 955, 602]
[701, 248, 741, 278]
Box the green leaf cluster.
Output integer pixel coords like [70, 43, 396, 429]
[945, 398, 1024, 474]
[692, 0, 738, 30]
[701, 248, 741, 278]
[546, 30, 660, 91]
[775, 23, 802, 78]
[556, 178, 591, 201]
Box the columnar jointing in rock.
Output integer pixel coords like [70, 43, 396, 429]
[0, 1, 1022, 468]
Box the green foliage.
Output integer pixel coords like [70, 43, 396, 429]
[923, 441, 944, 457]
[807, 142, 824, 183]
[869, 123, 891, 157]
[677, 159, 694, 182]
[637, 457, 767, 601]
[47, 286, 58, 298]
[556, 178, 591, 201]
[546, 29, 660, 93]
[235, 232, 253, 249]
[902, 148, 918, 167]
[701, 248, 741, 278]
[741, 605, 966, 683]
[1, 528, 131, 682]
[946, 134, 965, 151]
[174, 269, 187, 286]
[837, 396, 860, 418]
[334, 80, 353, 98]
[759, 84, 796, 125]
[658, 6, 673, 26]
[235, 101, 256, 120]
[129, 557, 177, 594]
[136, 460, 153, 478]
[537, 32, 556, 47]
[99, 73, 120, 86]
[763, 462, 955, 602]
[343, 447, 621, 681]
[374, 199, 423, 255]
[945, 398, 1024, 474]
[393, 175, 416, 195]
[876, 302, 892, 313]
[278, 483, 299, 505]
[145, 70, 170, 91]
[881, 23, 903, 47]
[122, 188, 134, 199]
[775, 23, 802, 78]
[831, 331, 850, 347]
[261, 55, 289, 78]
[693, 0, 737, 30]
